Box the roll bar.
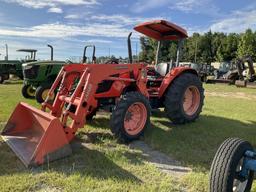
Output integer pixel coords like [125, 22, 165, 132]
[83, 45, 96, 63]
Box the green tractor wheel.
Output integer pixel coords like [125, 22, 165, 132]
[21, 85, 35, 98]
[35, 84, 55, 104]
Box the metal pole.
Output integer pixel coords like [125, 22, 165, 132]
[136, 42, 138, 62]
[194, 40, 197, 63]
[176, 39, 183, 67]
[155, 41, 161, 65]
[5, 44, 8, 61]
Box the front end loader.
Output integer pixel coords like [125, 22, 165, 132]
[235, 56, 256, 88]
[1, 20, 204, 167]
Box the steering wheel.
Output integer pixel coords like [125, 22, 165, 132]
[65, 59, 73, 64]
[105, 59, 119, 64]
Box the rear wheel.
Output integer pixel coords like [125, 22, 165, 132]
[35, 84, 55, 104]
[209, 138, 254, 192]
[164, 73, 204, 124]
[110, 92, 151, 143]
[21, 84, 35, 98]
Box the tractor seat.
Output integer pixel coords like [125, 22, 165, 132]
[155, 63, 171, 76]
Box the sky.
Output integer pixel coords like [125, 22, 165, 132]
[0, 0, 256, 60]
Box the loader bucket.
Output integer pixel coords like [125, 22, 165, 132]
[235, 80, 246, 87]
[1, 102, 72, 167]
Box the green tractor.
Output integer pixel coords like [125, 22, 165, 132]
[22, 45, 96, 103]
[0, 44, 37, 83]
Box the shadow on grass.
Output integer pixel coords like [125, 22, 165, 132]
[2, 111, 255, 177]
[145, 113, 256, 171]
[87, 116, 110, 130]
[0, 136, 141, 183]
[76, 131, 114, 144]
[2, 80, 23, 85]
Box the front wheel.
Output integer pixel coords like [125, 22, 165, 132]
[209, 138, 254, 192]
[164, 73, 204, 124]
[110, 92, 151, 143]
[35, 84, 55, 104]
[0, 75, 4, 84]
[21, 84, 35, 98]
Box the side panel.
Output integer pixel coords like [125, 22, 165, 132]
[158, 67, 198, 97]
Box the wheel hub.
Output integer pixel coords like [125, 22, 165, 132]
[42, 89, 55, 101]
[27, 86, 35, 97]
[233, 158, 249, 192]
[183, 86, 200, 116]
[124, 102, 147, 135]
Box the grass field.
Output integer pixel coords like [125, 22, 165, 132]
[0, 81, 256, 192]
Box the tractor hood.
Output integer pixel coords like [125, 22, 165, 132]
[22, 60, 66, 68]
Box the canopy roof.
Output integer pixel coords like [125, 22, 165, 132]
[134, 20, 188, 41]
[17, 49, 37, 53]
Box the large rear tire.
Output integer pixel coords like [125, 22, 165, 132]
[35, 84, 55, 104]
[21, 84, 35, 99]
[209, 138, 254, 192]
[110, 92, 151, 143]
[164, 73, 204, 124]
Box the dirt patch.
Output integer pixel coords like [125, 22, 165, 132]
[129, 141, 191, 177]
[205, 91, 256, 100]
[32, 183, 62, 192]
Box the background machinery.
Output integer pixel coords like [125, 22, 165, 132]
[22, 45, 96, 103]
[235, 56, 256, 88]
[0, 44, 37, 83]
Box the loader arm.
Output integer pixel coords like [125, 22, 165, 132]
[42, 63, 148, 141]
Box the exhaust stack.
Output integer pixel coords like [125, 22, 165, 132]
[128, 32, 133, 64]
[47, 44, 54, 61]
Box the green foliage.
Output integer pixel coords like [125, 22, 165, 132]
[139, 29, 256, 64]
[238, 29, 256, 60]
[216, 33, 239, 61]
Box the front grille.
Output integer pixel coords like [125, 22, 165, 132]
[24, 66, 39, 79]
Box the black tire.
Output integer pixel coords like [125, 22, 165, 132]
[110, 92, 151, 143]
[21, 84, 35, 99]
[86, 110, 97, 121]
[0, 74, 4, 84]
[209, 138, 254, 192]
[35, 84, 54, 104]
[164, 73, 204, 124]
[68, 105, 96, 121]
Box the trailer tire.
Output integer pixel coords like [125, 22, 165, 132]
[21, 84, 35, 98]
[110, 92, 151, 143]
[0, 75, 4, 84]
[209, 138, 254, 192]
[164, 73, 204, 124]
[35, 84, 55, 104]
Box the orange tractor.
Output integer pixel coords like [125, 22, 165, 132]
[1, 20, 204, 167]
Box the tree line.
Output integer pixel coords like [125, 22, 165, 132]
[139, 29, 256, 64]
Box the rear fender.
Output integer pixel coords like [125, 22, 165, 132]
[158, 67, 198, 97]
